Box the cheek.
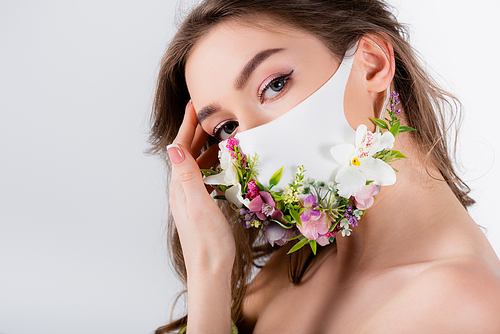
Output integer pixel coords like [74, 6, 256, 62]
[343, 65, 377, 132]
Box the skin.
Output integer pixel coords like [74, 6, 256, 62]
[168, 19, 500, 333]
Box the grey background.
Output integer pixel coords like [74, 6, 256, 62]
[1, 0, 498, 333]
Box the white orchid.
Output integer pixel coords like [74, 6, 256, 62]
[330, 124, 396, 199]
[203, 140, 250, 208]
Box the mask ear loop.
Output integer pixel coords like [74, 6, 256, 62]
[375, 86, 391, 133]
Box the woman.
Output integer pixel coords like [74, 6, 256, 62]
[149, 0, 500, 333]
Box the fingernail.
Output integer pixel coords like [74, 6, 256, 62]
[167, 143, 185, 164]
[185, 100, 192, 112]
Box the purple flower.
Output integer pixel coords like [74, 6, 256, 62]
[248, 191, 283, 221]
[265, 223, 298, 247]
[390, 92, 401, 114]
[344, 204, 358, 227]
[300, 194, 321, 221]
[237, 208, 259, 228]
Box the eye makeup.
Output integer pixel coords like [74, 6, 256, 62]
[207, 68, 295, 141]
[258, 70, 294, 104]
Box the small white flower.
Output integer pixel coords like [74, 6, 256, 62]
[341, 228, 352, 237]
[283, 185, 293, 197]
[330, 124, 396, 198]
[261, 203, 275, 216]
[204, 140, 250, 208]
[340, 218, 350, 229]
[339, 219, 352, 237]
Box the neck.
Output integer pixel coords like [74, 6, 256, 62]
[333, 136, 474, 271]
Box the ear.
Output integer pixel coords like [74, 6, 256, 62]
[357, 34, 395, 95]
[344, 34, 395, 131]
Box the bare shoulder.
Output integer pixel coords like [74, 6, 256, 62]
[360, 257, 500, 333]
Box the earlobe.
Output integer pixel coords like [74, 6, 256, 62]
[357, 35, 395, 93]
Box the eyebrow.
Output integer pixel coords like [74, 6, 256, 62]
[234, 48, 285, 90]
[197, 103, 222, 124]
[196, 48, 285, 124]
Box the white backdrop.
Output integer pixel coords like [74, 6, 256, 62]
[0, 1, 498, 333]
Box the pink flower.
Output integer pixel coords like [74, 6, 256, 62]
[316, 235, 330, 246]
[296, 194, 329, 241]
[353, 184, 381, 210]
[315, 231, 335, 246]
[245, 180, 259, 200]
[226, 138, 238, 151]
[248, 191, 283, 221]
[297, 212, 329, 241]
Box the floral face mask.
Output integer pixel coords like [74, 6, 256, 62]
[202, 44, 415, 254]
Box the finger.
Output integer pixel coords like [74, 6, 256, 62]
[174, 101, 198, 154]
[191, 124, 209, 158]
[167, 142, 211, 201]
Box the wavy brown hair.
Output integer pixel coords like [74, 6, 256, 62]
[148, 0, 474, 332]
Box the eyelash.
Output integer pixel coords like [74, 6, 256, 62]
[212, 119, 239, 141]
[258, 70, 294, 103]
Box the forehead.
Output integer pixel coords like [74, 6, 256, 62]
[184, 20, 331, 106]
[186, 20, 310, 76]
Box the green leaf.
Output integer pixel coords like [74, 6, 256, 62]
[399, 126, 417, 133]
[213, 195, 226, 200]
[287, 234, 303, 241]
[309, 240, 317, 255]
[269, 219, 293, 229]
[287, 238, 309, 254]
[255, 180, 265, 191]
[391, 150, 408, 159]
[370, 118, 389, 130]
[329, 221, 339, 232]
[270, 191, 281, 201]
[200, 168, 219, 177]
[290, 208, 303, 227]
[268, 167, 284, 189]
[389, 119, 400, 137]
[235, 164, 244, 183]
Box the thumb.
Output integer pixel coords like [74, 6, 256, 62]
[167, 143, 209, 199]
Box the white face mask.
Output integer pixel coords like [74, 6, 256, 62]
[234, 45, 362, 191]
[203, 44, 400, 245]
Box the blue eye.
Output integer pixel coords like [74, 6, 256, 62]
[259, 70, 293, 103]
[214, 120, 238, 141]
[265, 78, 286, 96]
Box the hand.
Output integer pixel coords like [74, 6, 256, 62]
[167, 101, 236, 274]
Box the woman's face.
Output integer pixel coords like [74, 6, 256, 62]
[185, 19, 339, 141]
